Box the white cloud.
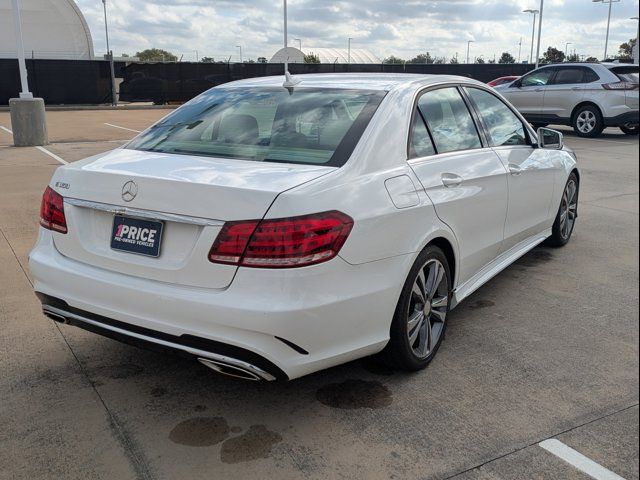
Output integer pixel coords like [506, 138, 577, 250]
[82, 0, 640, 62]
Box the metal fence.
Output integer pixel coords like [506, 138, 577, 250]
[1, 59, 535, 105]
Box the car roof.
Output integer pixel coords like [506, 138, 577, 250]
[536, 62, 638, 70]
[222, 73, 484, 91]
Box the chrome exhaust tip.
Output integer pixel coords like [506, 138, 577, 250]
[197, 358, 263, 381]
[43, 309, 69, 324]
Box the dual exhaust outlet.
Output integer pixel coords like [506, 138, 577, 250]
[42, 307, 275, 382]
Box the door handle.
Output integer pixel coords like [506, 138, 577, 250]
[441, 173, 463, 187]
[508, 164, 523, 176]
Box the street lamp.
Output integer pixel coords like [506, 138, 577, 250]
[348, 37, 353, 64]
[466, 40, 474, 64]
[592, 0, 620, 60]
[523, 8, 539, 65]
[294, 38, 302, 50]
[565, 42, 572, 59]
[102, 0, 117, 105]
[534, 0, 544, 68]
[236, 45, 242, 63]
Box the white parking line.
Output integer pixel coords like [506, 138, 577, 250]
[35, 146, 68, 165]
[1, 125, 13, 134]
[104, 123, 141, 133]
[539, 439, 626, 480]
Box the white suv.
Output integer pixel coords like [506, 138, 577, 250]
[496, 63, 639, 137]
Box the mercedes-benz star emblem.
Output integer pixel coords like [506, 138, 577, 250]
[121, 180, 138, 202]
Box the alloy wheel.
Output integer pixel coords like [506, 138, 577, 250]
[407, 259, 448, 359]
[576, 110, 596, 134]
[559, 179, 578, 240]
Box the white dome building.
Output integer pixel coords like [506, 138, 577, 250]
[270, 47, 381, 64]
[0, 0, 94, 59]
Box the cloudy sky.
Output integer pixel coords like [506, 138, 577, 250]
[77, 0, 639, 62]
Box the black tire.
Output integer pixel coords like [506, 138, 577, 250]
[545, 172, 579, 247]
[380, 245, 451, 371]
[620, 125, 640, 135]
[572, 105, 604, 138]
[531, 123, 549, 129]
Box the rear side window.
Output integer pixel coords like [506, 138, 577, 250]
[520, 68, 555, 87]
[553, 68, 585, 85]
[409, 109, 436, 158]
[126, 87, 386, 167]
[464, 88, 528, 147]
[418, 87, 482, 153]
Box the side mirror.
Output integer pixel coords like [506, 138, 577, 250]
[537, 127, 563, 150]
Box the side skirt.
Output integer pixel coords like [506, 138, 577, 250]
[451, 228, 552, 308]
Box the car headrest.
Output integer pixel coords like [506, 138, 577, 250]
[217, 114, 259, 144]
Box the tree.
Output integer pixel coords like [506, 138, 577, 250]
[303, 53, 320, 64]
[408, 52, 435, 64]
[433, 57, 447, 64]
[488, 58, 497, 64]
[449, 55, 459, 64]
[257, 57, 268, 64]
[499, 52, 516, 64]
[200, 57, 215, 63]
[618, 38, 637, 60]
[135, 48, 177, 62]
[475, 57, 485, 64]
[540, 46, 565, 64]
[383, 55, 405, 64]
[566, 53, 580, 62]
[585, 56, 599, 62]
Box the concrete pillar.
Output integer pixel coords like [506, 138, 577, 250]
[9, 97, 48, 147]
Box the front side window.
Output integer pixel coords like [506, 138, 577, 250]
[465, 88, 528, 147]
[520, 68, 555, 87]
[418, 87, 482, 154]
[126, 87, 386, 167]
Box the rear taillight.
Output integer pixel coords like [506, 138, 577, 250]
[602, 81, 639, 90]
[39, 186, 67, 233]
[208, 211, 353, 268]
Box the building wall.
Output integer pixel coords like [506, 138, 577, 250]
[0, 0, 94, 60]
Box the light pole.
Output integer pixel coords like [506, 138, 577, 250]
[523, 8, 539, 64]
[518, 37, 523, 63]
[102, 0, 117, 105]
[348, 37, 353, 64]
[11, 0, 30, 99]
[534, 0, 544, 68]
[466, 40, 474, 64]
[631, 16, 639, 64]
[565, 42, 572, 59]
[593, 0, 620, 60]
[294, 38, 301, 50]
[236, 45, 243, 63]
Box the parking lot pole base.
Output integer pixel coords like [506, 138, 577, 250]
[9, 97, 48, 147]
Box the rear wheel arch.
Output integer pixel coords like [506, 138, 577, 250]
[426, 237, 456, 289]
[570, 101, 603, 123]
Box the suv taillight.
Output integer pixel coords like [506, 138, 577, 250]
[602, 81, 639, 90]
[208, 211, 353, 268]
[40, 186, 67, 233]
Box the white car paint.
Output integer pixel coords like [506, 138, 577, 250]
[29, 73, 578, 380]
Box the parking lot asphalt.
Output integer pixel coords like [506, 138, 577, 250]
[0, 110, 637, 480]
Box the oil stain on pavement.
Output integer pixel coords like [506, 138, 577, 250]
[220, 425, 283, 464]
[316, 379, 393, 409]
[169, 416, 230, 447]
[468, 299, 495, 310]
[515, 249, 553, 267]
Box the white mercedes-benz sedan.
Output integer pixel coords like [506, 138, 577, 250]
[29, 73, 579, 381]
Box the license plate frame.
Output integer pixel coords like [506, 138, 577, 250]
[110, 215, 164, 258]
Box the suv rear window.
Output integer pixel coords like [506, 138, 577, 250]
[609, 66, 639, 83]
[126, 87, 386, 167]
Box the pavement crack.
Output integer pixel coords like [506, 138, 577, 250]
[443, 402, 639, 480]
[0, 226, 156, 480]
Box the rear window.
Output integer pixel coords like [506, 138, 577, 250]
[610, 66, 639, 83]
[126, 87, 386, 167]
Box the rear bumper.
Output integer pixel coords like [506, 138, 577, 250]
[604, 110, 639, 127]
[29, 230, 411, 380]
